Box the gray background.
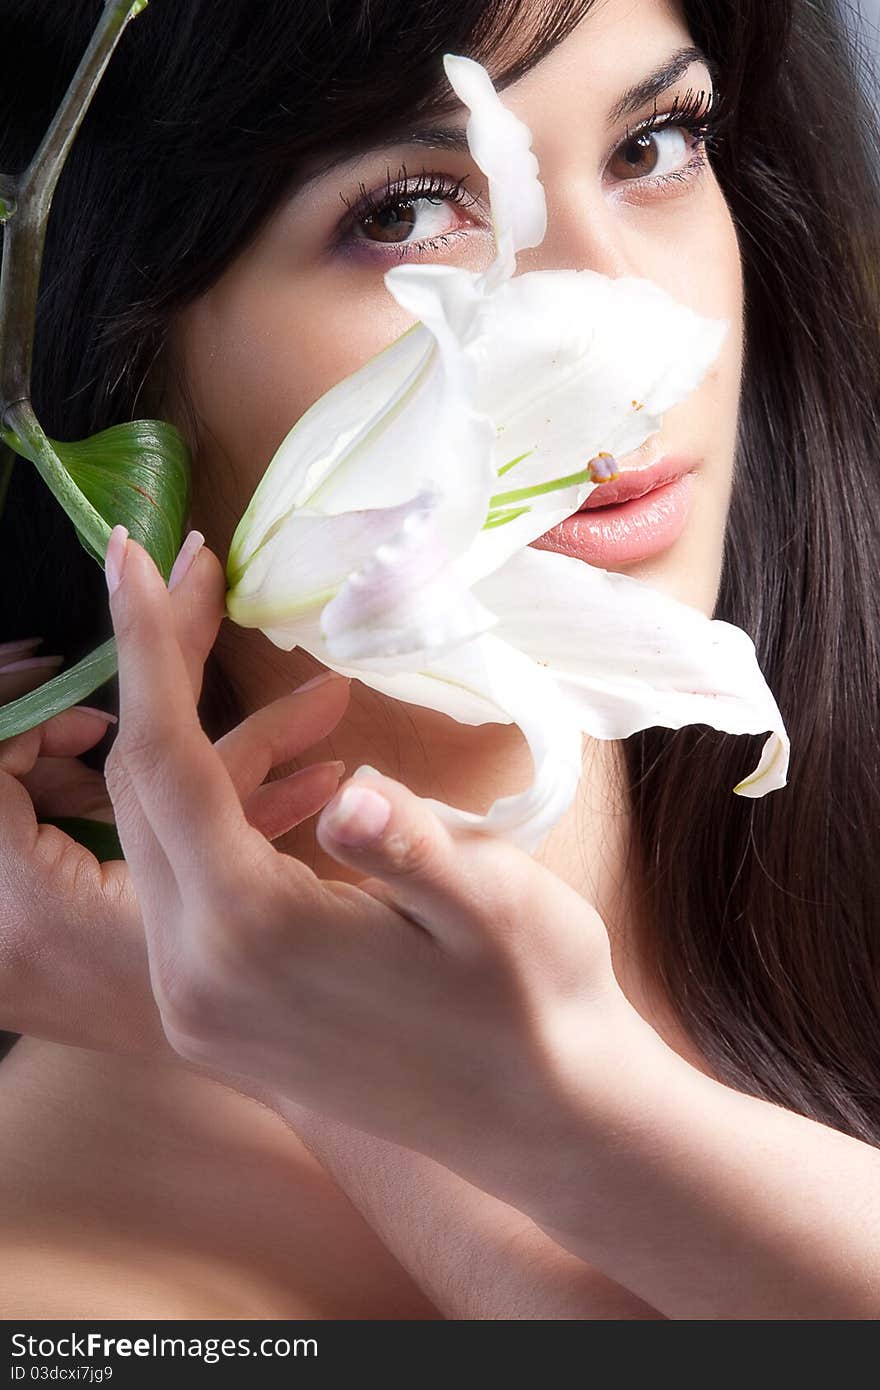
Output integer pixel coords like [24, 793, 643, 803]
[847, 0, 880, 84]
[857, 0, 880, 31]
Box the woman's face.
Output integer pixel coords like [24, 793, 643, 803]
[163, 0, 744, 863]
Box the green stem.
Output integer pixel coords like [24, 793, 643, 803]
[0, 441, 15, 519]
[0, 637, 118, 740]
[0, 1, 148, 418]
[0, 174, 16, 223]
[3, 400, 109, 557]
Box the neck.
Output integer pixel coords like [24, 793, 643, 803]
[212, 622, 644, 930]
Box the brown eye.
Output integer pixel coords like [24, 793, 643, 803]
[608, 126, 690, 183]
[356, 195, 454, 246]
[363, 200, 418, 243]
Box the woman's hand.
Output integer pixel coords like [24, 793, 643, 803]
[0, 547, 350, 1058]
[102, 525, 630, 1206]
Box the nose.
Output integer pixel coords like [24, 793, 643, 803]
[516, 183, 639, 280]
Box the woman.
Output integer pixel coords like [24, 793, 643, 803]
[0, 0, 878, 1319]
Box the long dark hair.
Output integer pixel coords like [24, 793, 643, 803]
[2, 0, 879, 1142]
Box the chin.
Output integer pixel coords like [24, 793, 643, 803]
[613, 485, 729, 615]
[614, 538, 725, 616]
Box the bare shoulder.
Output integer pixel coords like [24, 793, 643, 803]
[0, 1241, 279, 1320]
[0, 1038, 439, 1321]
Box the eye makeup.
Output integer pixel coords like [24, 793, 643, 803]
[331, 73, 727, 263]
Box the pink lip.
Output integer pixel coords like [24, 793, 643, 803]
[578, 456, 693, 509]
[530, 456, 698, 567]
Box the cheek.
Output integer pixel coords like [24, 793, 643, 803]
[651, 180, 745, 479]
[681, 184, 744, 405]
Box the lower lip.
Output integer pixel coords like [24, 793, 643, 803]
[529, 472, 695, 568]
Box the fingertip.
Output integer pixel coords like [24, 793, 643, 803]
[169, 539, 227, 638]
[168, 529, 206, 592]
[104, 524, 130, 597]
[317, 782, 392, 849]
[37, 705, 118, 757]
[106, 531, 167, 609]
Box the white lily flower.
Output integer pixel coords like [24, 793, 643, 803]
[226, 53, 789, 852]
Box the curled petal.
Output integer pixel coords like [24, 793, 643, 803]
[421, 635, 584, 851]
[474, 547, 789, 796]
[443, 52, 547, 289]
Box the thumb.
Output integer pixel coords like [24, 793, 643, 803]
[314, 764, 571, 953]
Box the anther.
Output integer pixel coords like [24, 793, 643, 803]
[587, 452, 620, 484]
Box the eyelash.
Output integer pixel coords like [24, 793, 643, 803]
[337, 165, 479, 261]
[337, 83, 728, 261]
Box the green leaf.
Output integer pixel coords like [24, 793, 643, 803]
[2, 414, 192, 581]
[51, 419, 191, 583]
[38, 814, 124, 863]
[0, 637, 118, 740]
[0, 418, 191, 741]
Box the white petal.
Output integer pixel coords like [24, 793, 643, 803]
[459, 270, 729, 582]
[321, 499, 498, 662]
[383, 262, 488, 359]
[475, 546, 790, 797]
[301, 629, 581, 849]
[226, 489, 439, 634]
[307, 318, 496, 554]
[228, 323, 435, 579]
[420, 635, 583, 851]
[443, 53, 547, 289]
[478, 271, 728, 496]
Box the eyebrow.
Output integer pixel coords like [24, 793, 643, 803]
[607, 44, 717, 124]
[298, 44, 717, 191]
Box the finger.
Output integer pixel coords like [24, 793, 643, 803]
[0, 707, 118, 857]
[216, 671, 351, 801]
[0, 636, 44, 664]
[166, 533, 228, 703]
[243, 758, 345, 840]
[19, 756, 117, 822]
[315, 766, 579, 951]
[0, 705, 117, 778]
[99, 528, 225, 898]
[0, 653, 64, 702]
[105, 526, 251, 885]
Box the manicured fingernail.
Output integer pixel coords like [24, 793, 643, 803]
[105, 524, 129, 595]
[72, 705, 118, 725]
[0, 637, 42, 660]
[320, 784, 391, 846]
[292, 759, 346, 782]
[168, 529, 205, 592]
[297, 670, 350, 695]
[0, 654, 63, 674]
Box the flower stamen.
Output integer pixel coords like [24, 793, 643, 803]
[587, 452, 621, 484]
